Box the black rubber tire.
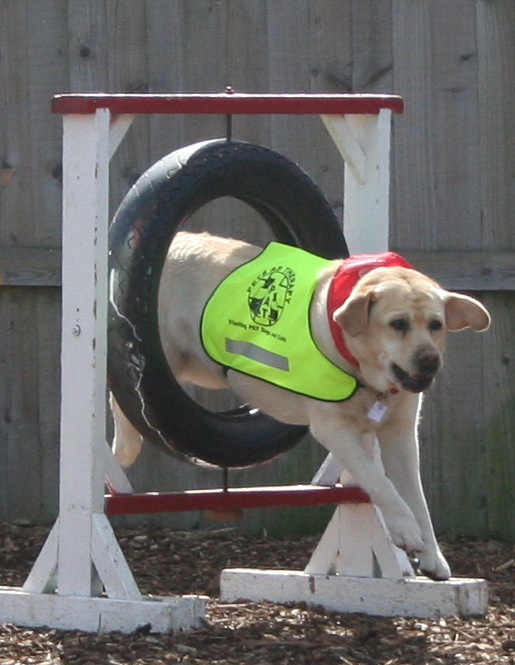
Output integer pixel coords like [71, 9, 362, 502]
[108, 139, 349, 468]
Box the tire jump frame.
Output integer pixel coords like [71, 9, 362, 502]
[0, 93, 487, 634]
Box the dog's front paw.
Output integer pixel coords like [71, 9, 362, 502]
[383, 509, 425, 553]
[418, 548, 451, 581]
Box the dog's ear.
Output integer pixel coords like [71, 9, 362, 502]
[333, 288, 375, 336]
[445, 293, 491, 332]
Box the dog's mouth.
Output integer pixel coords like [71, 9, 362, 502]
[391, 363, 435, 393]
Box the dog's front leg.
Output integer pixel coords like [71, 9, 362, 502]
[308, 408, 425, 554]
[377, 411, 451, 580]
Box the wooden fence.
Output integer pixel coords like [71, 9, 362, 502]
[0, 0, 514, 541]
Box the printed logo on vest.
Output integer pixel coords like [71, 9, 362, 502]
[247, 266, 295, 327]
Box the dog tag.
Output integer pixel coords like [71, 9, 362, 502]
[368, 401, 388, 423]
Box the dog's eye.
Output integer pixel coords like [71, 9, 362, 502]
[390, 318, 409, 333]
[429, 319, 443, 332]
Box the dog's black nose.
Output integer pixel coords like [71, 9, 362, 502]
[415, 347, 441, 375]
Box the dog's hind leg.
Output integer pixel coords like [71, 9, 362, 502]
[110, 394, 143, 468]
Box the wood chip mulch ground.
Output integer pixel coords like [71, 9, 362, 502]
[0, 523, 514, 664]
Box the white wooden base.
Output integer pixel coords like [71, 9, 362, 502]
[220, 569, 488, 618]
[0, 587, 206, 634]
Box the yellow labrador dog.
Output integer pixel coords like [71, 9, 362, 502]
[112, 231, 490, 580]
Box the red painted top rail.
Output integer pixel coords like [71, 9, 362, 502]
[52, 92, 404, 116]
[105, 484, 370, 516]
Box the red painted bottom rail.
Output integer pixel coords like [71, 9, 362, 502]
[105, 484, 370, 516]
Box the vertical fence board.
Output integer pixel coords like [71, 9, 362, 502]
[391, 0, 442, 529]
[351, 0, 393, 94]
[27, 0, 69, 247]
[0, 1, 35, 247]
[477, 0, 515, 541]
[0, 3, 66, 523]
[391, 0, 438, 250]
[4, 289, 43, 521]
[35, 290, 61, 520]
[267, 0, 351, 201]
[429, 1, 481, 251]
[0, 292, 11, 518]
[67, 0, 109, 92]
[424, 2, 486, 537]
[106, 1, 152, 213]
[391, 1, 493, 538]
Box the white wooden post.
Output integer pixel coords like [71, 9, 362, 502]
[58, 109, 112, 596]
[322, 109, 392, 254]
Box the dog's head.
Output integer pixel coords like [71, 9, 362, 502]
[332, 266, 491, 394]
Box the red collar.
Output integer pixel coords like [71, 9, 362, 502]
[327, 252, 414, 368]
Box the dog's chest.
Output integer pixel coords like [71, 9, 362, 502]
[344, 389, 399, 432]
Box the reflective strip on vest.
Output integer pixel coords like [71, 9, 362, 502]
[200, 242, 358, 402]
[225, 339, 290, 372]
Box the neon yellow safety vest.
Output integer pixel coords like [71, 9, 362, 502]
[200, 243, 358, 402]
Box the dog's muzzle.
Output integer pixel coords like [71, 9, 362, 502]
[392, 347, 441, 393]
